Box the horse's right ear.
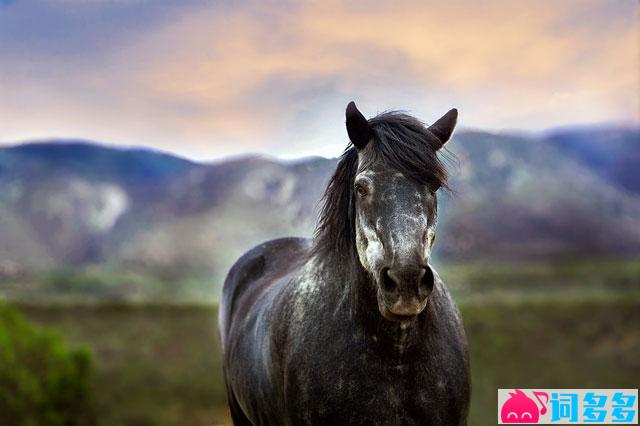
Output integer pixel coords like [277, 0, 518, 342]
[428, 108, 458, 148]
[345, 101, 373, 150]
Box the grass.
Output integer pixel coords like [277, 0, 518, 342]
[464, 298, 640, 424]
[11, 296, 639, 425]
[3, 257, 639, 304]
[5, 258, 640, 425]
[15, 304, 228, 426]
[0, 268, 218, 304]
[439, 257, 640, 302]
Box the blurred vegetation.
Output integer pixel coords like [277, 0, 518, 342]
[16, 304, 227, 426]
[13, 297, 640, 426]
[440, 257, 640, 302]
[465, 298, 640, 424]
[0, 303, 95, 426]
[0, 267, 215, 304]
[2, 257, 639, 305]
[2, 259, 639, 425]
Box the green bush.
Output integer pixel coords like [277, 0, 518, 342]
[0, 303, 95, 426]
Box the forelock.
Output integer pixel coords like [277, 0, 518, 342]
[367, 111, 450, 191]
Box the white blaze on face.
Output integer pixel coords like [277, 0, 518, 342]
[354, 168, 437, 274]
[355, 167, 384, 273]
[424, 226, 436, 260]
[354, 169, 386, 273]
[356, 214, 384, 273]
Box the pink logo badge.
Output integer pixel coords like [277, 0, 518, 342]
[500, 389, 549, 423]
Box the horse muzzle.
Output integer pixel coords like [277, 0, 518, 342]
[376, 264, 434, 322]
[378, 295, 429, 322]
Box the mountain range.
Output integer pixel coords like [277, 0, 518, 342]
[0, 126, 638, 288]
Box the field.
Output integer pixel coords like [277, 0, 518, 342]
[10, 259, 640, 425]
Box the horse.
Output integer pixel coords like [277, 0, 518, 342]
[219, 101, 470, 425]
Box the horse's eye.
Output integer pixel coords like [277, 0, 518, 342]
[355, 184, 368, 198]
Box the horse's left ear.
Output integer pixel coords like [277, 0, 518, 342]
[345, 101, 374, 150]
[428, 108, 458, 148]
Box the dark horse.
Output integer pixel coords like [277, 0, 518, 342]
[219, 102, 470, 425]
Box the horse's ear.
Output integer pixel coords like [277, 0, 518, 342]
[428, 108, 458, 148]
[345, 101, 373, 150]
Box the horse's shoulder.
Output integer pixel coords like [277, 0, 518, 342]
[220, 237, 311, 340]
[230, 237, 310, 276]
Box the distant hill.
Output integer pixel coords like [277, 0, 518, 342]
[0, 141, 195, 184]
[0, 127, 638, 287]
[543, 125, 640, 194]
[440, 129, 640, 260]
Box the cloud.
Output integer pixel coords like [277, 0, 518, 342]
[0, 0, 637, 159]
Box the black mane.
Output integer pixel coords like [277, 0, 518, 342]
[311, 111, 451, 263]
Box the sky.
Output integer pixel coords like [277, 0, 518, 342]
[1, 0, 638, 160]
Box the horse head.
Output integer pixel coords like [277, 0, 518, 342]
[345, 101, 457, 322]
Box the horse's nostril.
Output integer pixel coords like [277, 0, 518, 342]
[381, 267, 396, 292]
[419, 266, 435, 297]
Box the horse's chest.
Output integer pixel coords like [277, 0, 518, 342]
[285, 341, 465, 425]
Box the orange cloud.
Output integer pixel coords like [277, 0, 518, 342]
[1, 0, 637, 159]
